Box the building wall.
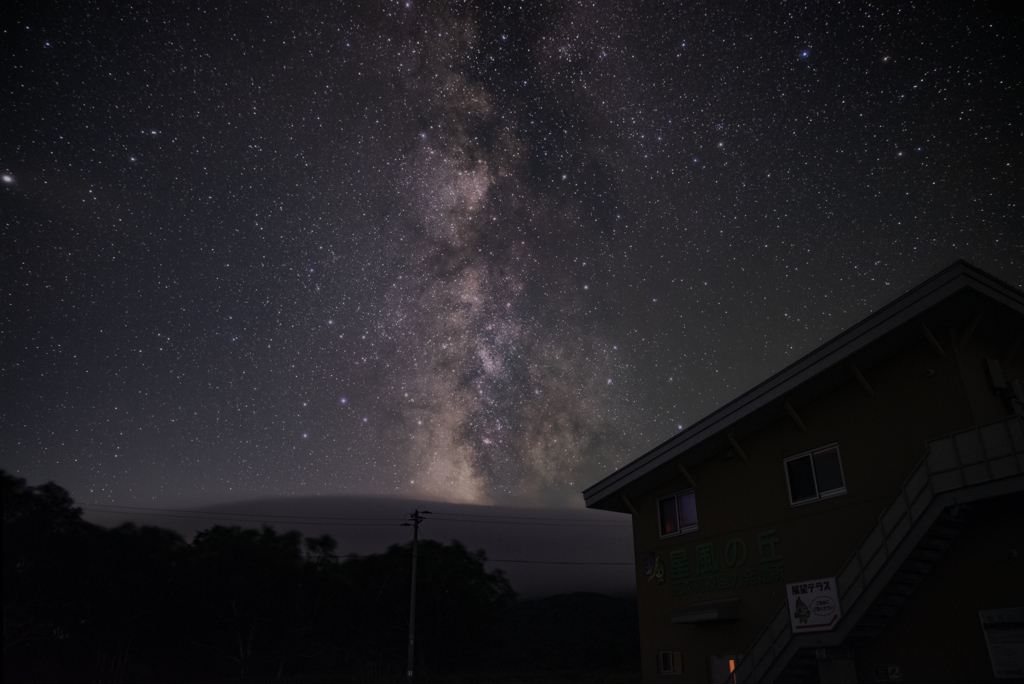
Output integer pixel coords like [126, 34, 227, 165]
[631, 329, 1018, 683]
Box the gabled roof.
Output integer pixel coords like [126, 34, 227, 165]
[583, 261, 1024, 513]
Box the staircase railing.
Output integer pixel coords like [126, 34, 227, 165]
[731, 416, 1024, 684]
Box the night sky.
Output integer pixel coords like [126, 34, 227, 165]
[3, 1, 1022, 510]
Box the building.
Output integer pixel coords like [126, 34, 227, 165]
[583, 261, 1024, 683]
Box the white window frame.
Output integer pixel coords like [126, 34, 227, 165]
[657, 489, 698, 538]
[783, 443, 846, 507]
[658, 650, 682, 675]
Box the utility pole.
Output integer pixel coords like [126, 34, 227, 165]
[402, 508, 430, 683]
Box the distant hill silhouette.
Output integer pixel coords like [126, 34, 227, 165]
[82, 494, 635, 599]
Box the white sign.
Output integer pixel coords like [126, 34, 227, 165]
[786, 577, 840, 632]
[980, 607, 1024, 679]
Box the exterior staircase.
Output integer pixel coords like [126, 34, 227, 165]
[730, 416, 1024, 684]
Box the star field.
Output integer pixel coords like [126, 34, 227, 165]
[2, 1, 1021, 506]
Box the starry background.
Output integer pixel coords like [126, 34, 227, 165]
[2, 1, 1022, 508]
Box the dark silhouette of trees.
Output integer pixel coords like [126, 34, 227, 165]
[81, 523, 187, 683]
[1, 471, 519, 682]
[4, 471, 90, 676]
[337, 540, 516, 676]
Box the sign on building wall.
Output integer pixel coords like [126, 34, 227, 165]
[980, 607, 1024, 679]
[665, 528, 784, 597]
[786, 577, 840, 632]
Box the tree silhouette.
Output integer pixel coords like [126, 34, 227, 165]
[3, 470, 90, 680]
[338, 539, 516, 675]
[2, 470, 522, 682]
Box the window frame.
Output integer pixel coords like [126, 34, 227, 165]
[657, 489, 698, 538]
[783, 443, 846, 507]
[658, 650, 682, 675]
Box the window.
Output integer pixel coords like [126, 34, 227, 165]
[658, 490, 697, 537]
[784, 444, 846, 506]
[658, 650, 682, 675]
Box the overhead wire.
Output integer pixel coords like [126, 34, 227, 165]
[338, 553, 634, 567]
[80, 503, 632, 527]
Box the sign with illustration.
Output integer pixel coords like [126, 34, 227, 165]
[786, 577, 840, 632]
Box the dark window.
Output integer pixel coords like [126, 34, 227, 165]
[786, 456, 817, 503]
[678, 490, 698, 529]
[784, 444, 846, 506]
[658, 650, 682, 674]
[658, 490, 697, 537]
[812, 447, 845, 493]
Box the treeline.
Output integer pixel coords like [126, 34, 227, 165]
[2, 471, 516, 683]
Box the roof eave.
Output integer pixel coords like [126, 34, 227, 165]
[583, 261, 1024, 511]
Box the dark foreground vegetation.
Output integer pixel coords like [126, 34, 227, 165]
[3, 472, 639, 683]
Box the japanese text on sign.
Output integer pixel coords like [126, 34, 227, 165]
[663, 529, 784, 597]
[786, 576, 841, 632]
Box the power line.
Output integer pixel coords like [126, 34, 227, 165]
[485, 559, 634, 566]
[430, 516, 629, 527]
[81, 504, 631, 527]
[83, 502, 406, 522]
[80, 507, 401, 526]
[431, 510, 631, 523]
[339, 553, 634, 567]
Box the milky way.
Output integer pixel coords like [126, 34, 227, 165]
[2, 1, 1021, 506]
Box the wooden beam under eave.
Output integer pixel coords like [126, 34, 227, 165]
[726, 434, 749, 463]
[959, 314, 983, 349]
[784, 401, 807, 433]
[620, 495, 640, 518]
[676, 462, 697, 490]
[921, 323, 946, 358]
[850, 363, 875, 398]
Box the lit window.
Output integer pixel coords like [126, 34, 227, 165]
[658, 490, 697, 537]
[658, 650, 682, 675]
[784, 444, 846, 506]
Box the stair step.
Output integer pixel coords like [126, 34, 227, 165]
[886, 577, 921, 590]
[862, 610, 896, 621]
[924, 528, 959, 540]
[907, 549, 943, 563]
[880, 582, 915, 594]
[902, 559, 932, 573]
[874, 594, 911, 608]
[923, 532, 958, 546]
[893, 566, 929, 579]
